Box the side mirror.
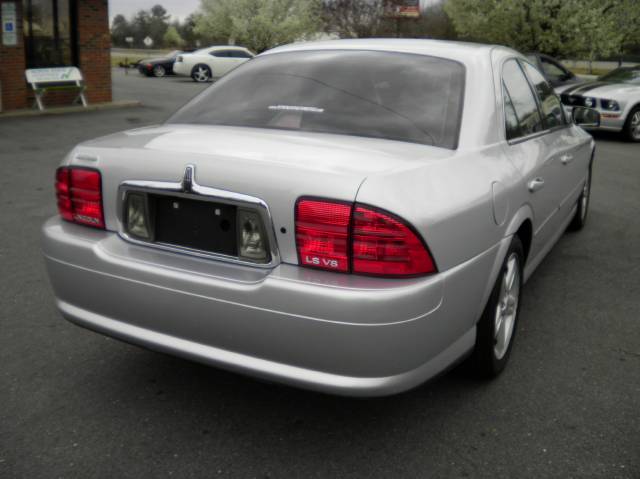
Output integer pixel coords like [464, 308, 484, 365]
[572, 106, 600, 127]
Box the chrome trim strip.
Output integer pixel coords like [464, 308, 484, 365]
[117, 165, 280, 269]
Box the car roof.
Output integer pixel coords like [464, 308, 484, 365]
[206, 45, 250, 51]
[263, 39, 518, 65]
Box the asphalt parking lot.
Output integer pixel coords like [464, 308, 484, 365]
[1, 68, 639, 479]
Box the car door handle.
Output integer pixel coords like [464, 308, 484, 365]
[528, 177, 545, 192]
[560, 154, 574, 165]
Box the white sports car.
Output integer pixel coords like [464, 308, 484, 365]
[173, 45, 254, 82]
[558, 65, 640, 141]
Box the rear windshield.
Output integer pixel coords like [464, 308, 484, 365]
[168, 50, 465, 149]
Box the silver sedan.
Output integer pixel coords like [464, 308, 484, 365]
[42, 40, 597, 396]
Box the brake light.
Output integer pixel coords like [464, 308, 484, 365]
[352, 206, 435, 276]
[55, 167, 105, 229]
[295, 199, 350, 272]
[55, 168, 73, 222]
[295, 198, 436, 277]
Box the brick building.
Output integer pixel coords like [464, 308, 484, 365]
[0, 0, 111, 111]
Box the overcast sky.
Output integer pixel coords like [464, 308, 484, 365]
[108, 0, 437, 23]
[109, 0, 201, 22]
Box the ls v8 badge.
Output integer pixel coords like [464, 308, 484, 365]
[302, 255, 346, 270]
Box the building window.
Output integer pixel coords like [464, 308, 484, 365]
[23, 0, 77, 68]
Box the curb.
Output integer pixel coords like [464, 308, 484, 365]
[0, 100, 142, 119]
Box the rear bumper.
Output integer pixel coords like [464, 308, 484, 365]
[42, 217, 502, 396]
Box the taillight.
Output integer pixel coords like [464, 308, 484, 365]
[295, 198, 436, 277]
[55, 167, 105, 229]
[295, 198, 351, 272]
[55, 168, 73, 222]
[352, 205, 435, 276]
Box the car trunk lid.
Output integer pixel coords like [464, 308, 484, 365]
[71, 124, 454, 265]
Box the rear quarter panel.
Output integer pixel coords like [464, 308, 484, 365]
[356, 47, 521, 273]
[355, 144, 519, 273]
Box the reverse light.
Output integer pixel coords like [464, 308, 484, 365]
[55, 167, 105, 229]
[295, 198, 436, 277]
[125, 193, 151, 239]
[237, 209, 268, 262]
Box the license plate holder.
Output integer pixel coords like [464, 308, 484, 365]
[151, 194, 238, 256]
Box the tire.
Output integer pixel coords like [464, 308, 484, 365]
[191, 64, 212, 82]
[623, 106, 640, 142]
[469, 236, 524, 378]
[152, 65, 166, 78]
[568, 161, 592, 231]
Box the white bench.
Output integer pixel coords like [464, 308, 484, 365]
[25, 67, 88, 111]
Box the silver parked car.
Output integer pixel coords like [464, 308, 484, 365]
[43, 40, 598, 396]
[558, 65, 640, 141]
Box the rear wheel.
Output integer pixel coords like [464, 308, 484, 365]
[568, 162, 592, 231]
[623, 106, 640, 142]
[152, 65, 166, 78]
[470, 236, 523, 378]
[191, 64, 211, 82]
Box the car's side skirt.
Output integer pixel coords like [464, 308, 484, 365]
[524, 203, 577, 283]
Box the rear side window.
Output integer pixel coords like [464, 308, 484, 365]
[168, 50, 465, 149]
[503, 83, 522, 140]
[521, 61, 566, 128]
[211, 50, 229, 57]
[502, 60, 543, 139]
[540, 57, 567, 78]
[229, 50, 252, 58]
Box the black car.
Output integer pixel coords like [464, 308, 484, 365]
[526, 53, 581, 88]
[137, 50, 183, 77]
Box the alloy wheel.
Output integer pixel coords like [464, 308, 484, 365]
[494, 253, 520, 360]
[153, 65, 166, 77]
[630, 111, 640, 140]
[193, 66, 210, 82]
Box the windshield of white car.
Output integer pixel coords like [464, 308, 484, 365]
[599, 67, 640, 85]
[168, 50, 465, 149]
